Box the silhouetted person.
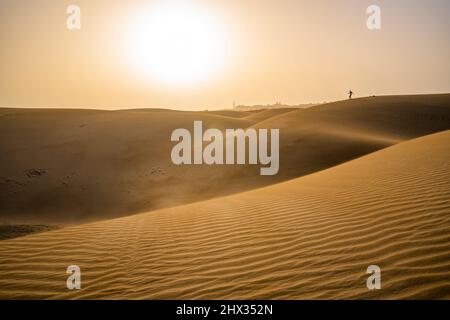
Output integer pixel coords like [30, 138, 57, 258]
[348, 90, 354, 99]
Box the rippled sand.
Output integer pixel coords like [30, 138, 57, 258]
[0, 131, 448, 299]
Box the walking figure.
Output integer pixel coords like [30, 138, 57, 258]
[348, 90, 354, 99]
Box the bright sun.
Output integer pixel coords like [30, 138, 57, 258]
[128, 3, 226, 87]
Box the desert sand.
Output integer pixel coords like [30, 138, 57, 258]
[0, 130, 448, 299]
[0, 94, 449, 299]
[1, 94, 450, 224]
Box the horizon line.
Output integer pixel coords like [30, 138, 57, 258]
[1, 92, 449, 111]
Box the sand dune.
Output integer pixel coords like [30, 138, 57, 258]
[0, 109, 253, 223]
[242, 108, 298, 122]
[0, 131, 448, 299]
[1, 94, 449, 224]
[252, 94, 450, 180]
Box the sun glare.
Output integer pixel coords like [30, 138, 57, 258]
[127, 3, 226, 87]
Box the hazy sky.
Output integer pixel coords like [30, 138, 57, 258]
[1, 0, 449, 110]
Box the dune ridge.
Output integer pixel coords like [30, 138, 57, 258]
[0, 130, 449, 299]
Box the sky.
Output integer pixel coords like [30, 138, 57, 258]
[0, 0, 449, 110]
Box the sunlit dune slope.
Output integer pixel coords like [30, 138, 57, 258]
[0, 94, 449, 224]
[0, 131, 448, 299]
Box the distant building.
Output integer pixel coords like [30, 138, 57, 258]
[233, 102, 319, 111]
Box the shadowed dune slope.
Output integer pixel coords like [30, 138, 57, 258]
[1, 94, 449, 223]
[0, 131, 448, 299]
[0, 109, 253, 223]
